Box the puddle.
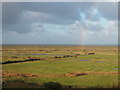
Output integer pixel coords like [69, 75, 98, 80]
[112, 68, 118, 70]
[79, 60, 103, 63]
[96, 61, 102, 63]
[15, 54, 48, 55]
[80, 60, 90, 61]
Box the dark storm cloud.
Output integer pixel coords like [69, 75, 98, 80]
[96, 2, 118, 20]
[1, 2, 101, 24]
[3, 23, 31, 33]
[19, 2, 95, 25]
[2, 2, 92, 33]
[3, 2, 117, 24]
[20, 3, 95, 21]
[2, 2, 118, 34]
[2, 2, 23, 24]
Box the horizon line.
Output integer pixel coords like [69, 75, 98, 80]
[1, 44, 118, 46]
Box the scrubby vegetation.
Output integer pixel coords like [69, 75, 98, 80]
[2, 45, 119, 88]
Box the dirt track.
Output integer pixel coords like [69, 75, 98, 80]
[2, 71, 120, 78]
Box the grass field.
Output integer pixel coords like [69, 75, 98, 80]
[2, 45, 119, 88]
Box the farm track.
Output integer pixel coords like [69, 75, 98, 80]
[2, 71, 120, 78]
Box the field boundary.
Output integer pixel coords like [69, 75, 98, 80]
[2, 71, 120, 78]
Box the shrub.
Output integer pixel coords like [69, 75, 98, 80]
[43, 81, 62, 89]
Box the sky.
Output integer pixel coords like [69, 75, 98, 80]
[2, 2, 118, 45]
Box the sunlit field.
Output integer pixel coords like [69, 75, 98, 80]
[2, 45, 119, 88]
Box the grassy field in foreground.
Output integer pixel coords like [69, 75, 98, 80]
[2, 45, 119, 88]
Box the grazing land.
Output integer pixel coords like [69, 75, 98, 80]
[1, 45, 119, 88]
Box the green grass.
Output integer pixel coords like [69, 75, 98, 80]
[3, 57, 118, 74]
[2, 45, 119, 88]
[3, 75, 118, 88]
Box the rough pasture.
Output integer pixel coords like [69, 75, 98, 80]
[2, 45, 119, 88]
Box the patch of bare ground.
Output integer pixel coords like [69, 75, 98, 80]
[2, 71, 120, 78]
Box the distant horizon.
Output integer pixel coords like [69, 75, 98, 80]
[2, 44, 118, 46]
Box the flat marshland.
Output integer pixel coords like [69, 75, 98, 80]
[1, 45, 119, 88]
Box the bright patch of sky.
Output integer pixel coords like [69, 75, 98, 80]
[99, 17, 108, 27]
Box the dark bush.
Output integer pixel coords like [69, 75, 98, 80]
[63, 55, 67, 58]
[87, 53, 95, 55]
[43, 82, 62, 89]
[54, 56, 58, 58]
[12, 56, 18, 58]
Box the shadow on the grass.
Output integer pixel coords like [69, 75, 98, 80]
[2, 80, 119, 89]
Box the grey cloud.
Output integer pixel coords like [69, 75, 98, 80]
[3, 23, 31, 33]
[69, 21, 104, 32]
[23, 11, 76, 25]
[2, 2, 82, 33]
[82, 2, 118, 21]
[5, 2, 95, 25]
[2, 2, 117, 25]
[2, 2, 117, 34]
[2, 2, 23, 24]
[81, 21, 104, 31]
[3, 21, 46, 33]
[95, 2, 118, 20]
[20, 2, 80, 21]
[88, 24, 104, 31]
